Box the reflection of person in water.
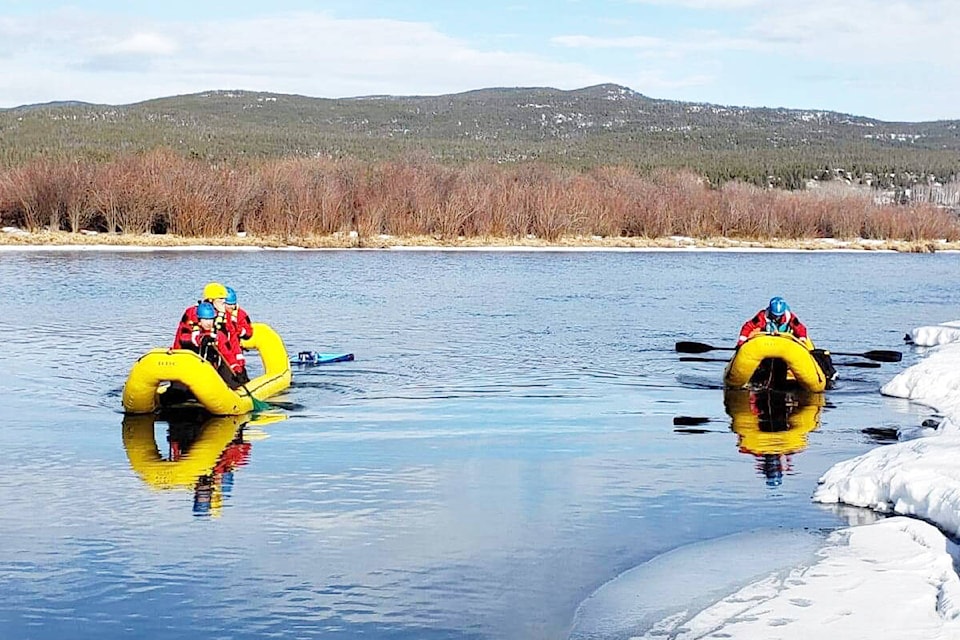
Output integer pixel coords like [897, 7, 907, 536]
[725, 388, 823, 487]
[751, 392, 792, 487]
[758, 453, 791, 487]
[193, 474, 217, 513]
[192, 431, 253, 516]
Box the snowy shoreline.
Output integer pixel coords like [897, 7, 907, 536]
[1, 243, 957, 254]
[2, 229, 960, 253]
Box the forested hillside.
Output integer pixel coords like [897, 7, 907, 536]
[3, 83, 959, 191]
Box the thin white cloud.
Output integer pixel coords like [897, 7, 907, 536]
[551, 35, 664, 49]
[562, 1, 960, 64]
[625, 0, 763, 8]
[555, 0, 960, 87]
[101, 32, 179, 57]
[746, 0, 960, 63]
[554, 31, 761, 56]
[629, 70, 715, 91]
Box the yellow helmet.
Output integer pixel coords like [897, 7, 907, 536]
[202, 282, 228, 300]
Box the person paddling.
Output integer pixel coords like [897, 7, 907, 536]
[223, 286, 252, 385]
[173, 282, 230, 350]
[738, 296, 812, 348]
[179, 302, 235, 380]
[224, 286, 253, 340]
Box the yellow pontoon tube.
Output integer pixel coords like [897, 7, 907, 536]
[723, 334, 827, 392]
[122, 322, 292, 415]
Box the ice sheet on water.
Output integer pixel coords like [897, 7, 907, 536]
[568, 528, 823, 640]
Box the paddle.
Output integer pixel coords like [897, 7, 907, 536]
[292, 351, 355, 365]
[679, 356, 881, 368]
[675, 341, 902, 363]
[239, 385, 270, 412]
[828, 349, 902, 362]
[202, 339, 270, 411]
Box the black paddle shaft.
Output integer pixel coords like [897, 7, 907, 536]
[675, 341, 901, 362]
[675, 341, 735, 353]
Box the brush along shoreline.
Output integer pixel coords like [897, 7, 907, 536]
[0, 227, 960, 253]
[0, 229, 957, 252]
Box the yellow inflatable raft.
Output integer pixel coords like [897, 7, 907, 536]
[122, 322, 292, 415]
[723, 389, 824, 456]
[723, 334, 828, 392]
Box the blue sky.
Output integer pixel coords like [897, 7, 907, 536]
[1, 0, 956, 121]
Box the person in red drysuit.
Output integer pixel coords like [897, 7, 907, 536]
[223, 286, 252, 385]
[737, 296, 811, 348]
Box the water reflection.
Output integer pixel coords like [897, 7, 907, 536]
[121, 410, 285, 516]
[723, 389, 825, 487]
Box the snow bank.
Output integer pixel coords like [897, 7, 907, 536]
[636, 517, 960, 640]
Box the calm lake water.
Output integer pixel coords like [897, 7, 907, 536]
[0, 248, 956, 640]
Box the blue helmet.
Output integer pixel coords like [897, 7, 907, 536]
[768, 296, 789, 318]
[197, 301, 217, 319]
[225, 286, 237, 305]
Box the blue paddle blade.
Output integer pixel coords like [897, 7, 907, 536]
[292, 351, 355, 365]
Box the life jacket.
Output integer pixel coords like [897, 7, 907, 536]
[228, 307, 253, 341]
[765, 310, 793, 335]
[173, 302, 229, 349]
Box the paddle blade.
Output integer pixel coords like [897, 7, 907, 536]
[862, 350, 902, 363]
[675, 341, 716, 354]
[829, 349, 902, 362]
[251, 396, 271, 411]
[238, 384, 270, 412]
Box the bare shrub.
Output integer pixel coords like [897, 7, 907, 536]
[114, 150, 186, 234]
[444, 163, 501, 237]
[245, 159, 339, 238]
[56, 161, 95, 232]
[0, 159, 95, 231]
[0, 162, 49, 230]
[222, 164, 265, 234]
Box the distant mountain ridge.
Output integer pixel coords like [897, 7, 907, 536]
[3, 84, 959, 187]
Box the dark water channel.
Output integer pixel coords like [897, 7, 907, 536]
[0, 248, 955, 639]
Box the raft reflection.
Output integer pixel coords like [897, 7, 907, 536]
[121, 410, 285, 515]
[724, 388, 825, 487]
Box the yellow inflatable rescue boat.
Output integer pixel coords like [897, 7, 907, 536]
[723, 334, 828, 392]
[122, 322, 291, 415]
